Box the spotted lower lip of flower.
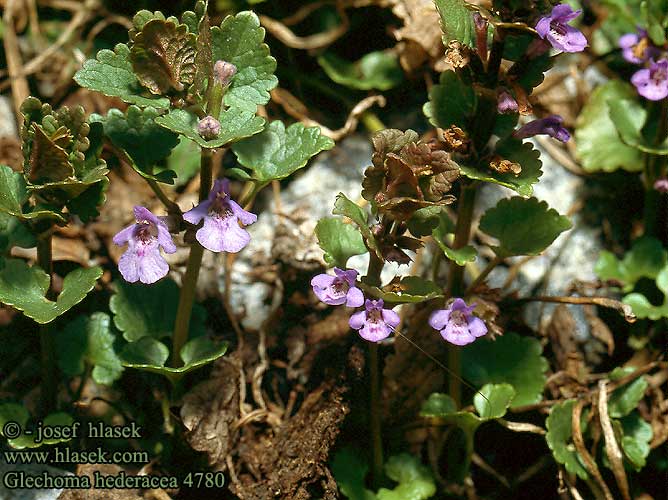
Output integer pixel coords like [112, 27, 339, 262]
[349, 299, 400, 343]
[513, 115, 571, 143]
[497, 89, 519, 114]
[112, 206, 177, 284]
[183, 178, 257, 253]
[311, 268, 364, 307]
[631, 59, 668, 101]
[535, 4, 587, 53]
[429, 298, 487, 346]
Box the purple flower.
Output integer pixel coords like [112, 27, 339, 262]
[619, 30, 658, 64]
[514, 114, 571, 143]
[113, 206, 177, 284]
[535, 4, 587, 53]
[497, 90, 519, 114]
[311, 268, 365, 307]
[429, 298, 487, 346]
[349, 299, 400, 342]
[183, 178, 257, 253]
[198, 116, 221, 140]
[631, 59, 668, 101]
[654, 178, 668, 193]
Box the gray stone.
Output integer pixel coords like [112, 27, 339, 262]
[0, 97, 17, 138]
[0, 462, 70, 500]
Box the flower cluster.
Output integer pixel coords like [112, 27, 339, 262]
[620, 29, 668, 101]
[311, 268, 487, 345]
[535, 4, 587, 54]
[113, 178, 256, 284]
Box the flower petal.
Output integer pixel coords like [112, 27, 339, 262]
[429, 309, 450, 331]
[196, 213, 251, 253]
[113, 224, 136, 246]
[359, 321, 392, 342]
[137, 246, 170, 284]
[349, 311, 367, 330]
[382, 309, 400, 329]
[467, 317, 488, 338]
[157, 224, 176, 254]
[183, 199, 212, 225]
[441, 321, 476, 346]
[228, 199, 257, 226]
[346, 286, 365, 307]
[133, 206, 159, 225]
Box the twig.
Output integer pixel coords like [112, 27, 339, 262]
[3, 0, 31, 121]
[517, 295, 636, 323]
[571, 399, 613, 500]
[259, 1, 348, 50]
[598, 380, 631, 500]
[496, 418, 546, 435]
[252, 327, 269, 411]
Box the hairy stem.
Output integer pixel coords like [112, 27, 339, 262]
[364, 252, 384, 487]
[37, 230, 57, 415]
[446, 184, 477, 408]
[171, 151, 213, 367]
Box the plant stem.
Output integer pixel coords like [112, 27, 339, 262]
[171, 151, 213, 367]
[446, 184, 477, 408]
[37, 230, 57, 415]
[147, 179, 181, 214]
[363, 252, 384, 487]
[465, 255, 502, 295]
[644, 99, 668, 242]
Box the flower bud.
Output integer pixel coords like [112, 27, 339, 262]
[497, 89, 519, 114]
[213, 60, 237, 87]
[198, 116, 221, 140]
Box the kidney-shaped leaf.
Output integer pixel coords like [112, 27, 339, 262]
[479, 197, 572, 257]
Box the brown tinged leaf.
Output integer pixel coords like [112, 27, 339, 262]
[436, 125, 470, 153]
[193, 9, 213, 103]
[130, 19, 197, 95]
[371, 128, 419, 167]
[445, 40, 470, 68]
[27, 124, 74, 184]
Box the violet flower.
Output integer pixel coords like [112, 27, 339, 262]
[631, 59, 668, 101]
[183, 178, 257, 253]
[311, 268, 364, 307]
[429, 298, 487, 346]
[654, 178, 668, 193]
[113, 206, 176, 284]
[535, 4, 587, 53]
[619, 30, 658, 64]
[514, 115, 571, 143]
[497, 90, 519, 114]
[349, 299, 400, 342]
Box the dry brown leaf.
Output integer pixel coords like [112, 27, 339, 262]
[391, 0, 443, 72]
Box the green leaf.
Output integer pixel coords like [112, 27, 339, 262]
[317, 51, 403, 91]
[0, 405, 74, 449]
[433, 0, 474, 47]
[545, 400, 589, 479]
[623, 264, 668, 319]
[474, 383, 516, 419]
[420, 393, 482, 432]
[0, 260, 101, 324]
[129, 19, 196, 95]
[432, 210, 477, 265]
[74, 43, 170, 108]
[0, 212, 35, 254]
[377, 454, 436, 500]
[609, 98, 668, 154]
[91, 106, 179, 184]
[315, 217, 367, 268]
[333, 193, 382, 259]
[479, 197, 572, 257]
[0, 165, 28, 217]
[56, 312, 124, 386]
[331, 448, 376, 500]
[166, 137, 201, 187]
[595, 237, 666, 291]
[575, 81, 644, 173]
[407, 206, 443, 238]
[211, 11, 278, 112]
[368, 276, 443, 304]
[120, 336, 227, 378]
[459, 138, 543, 196]
[620, 412, 653, 470]
[155, 107, 265, 149]
[608, 367, 648, 418]
[232, 121, 334, 183]
[424, 71, 476, 130]
[110, 279, 206, 341]
[462, 332, 548, 407]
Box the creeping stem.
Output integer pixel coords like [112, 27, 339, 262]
[364, 252, 385, 487]
[37, 229, 57, 414]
